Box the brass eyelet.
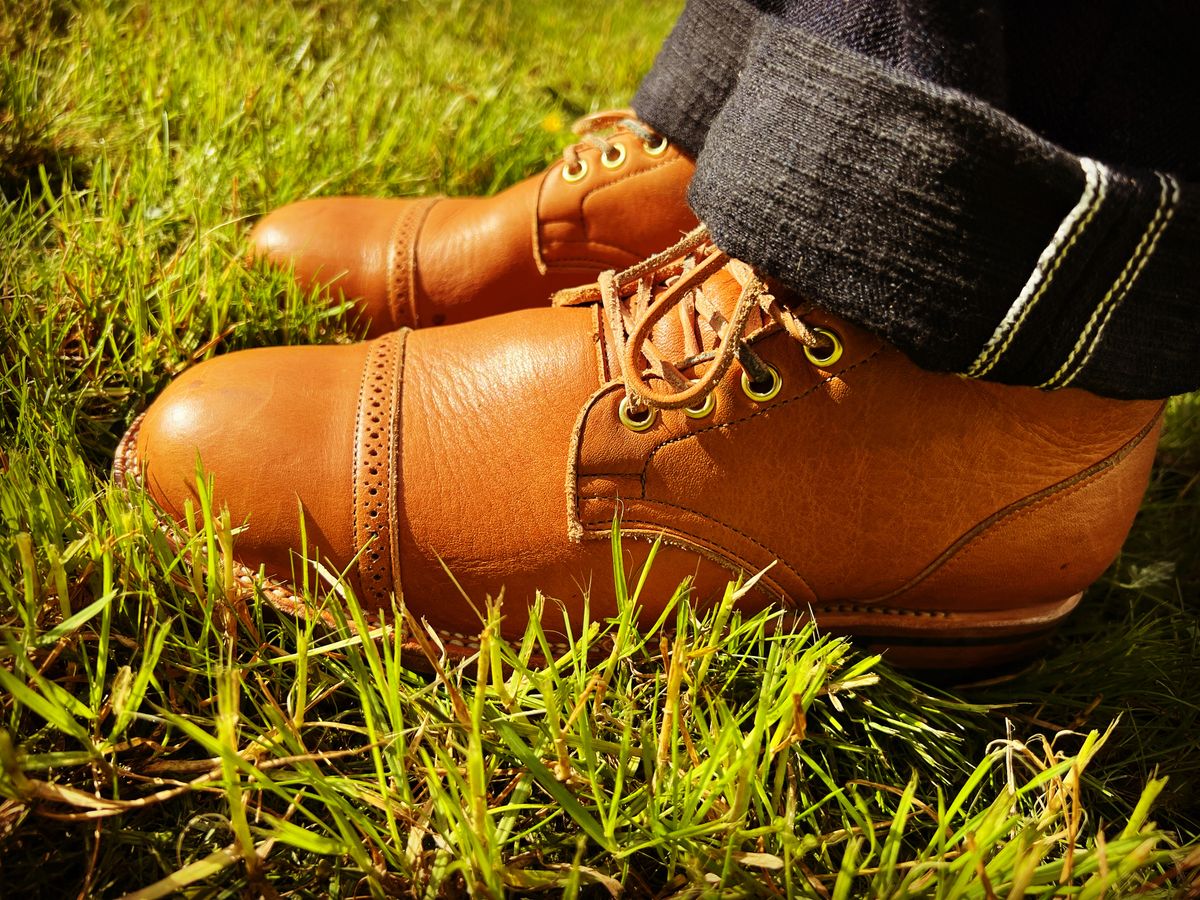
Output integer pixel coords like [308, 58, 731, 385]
[803, 327, 844, 368]
[618, 395, 658, 432]
[684, 392, 715, 419]
[601, 142, 627, 169]
[562, 159, 588, 183]
[643, 135, 669, 157]
[740, 364, 782, 403]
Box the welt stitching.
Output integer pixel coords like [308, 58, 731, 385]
[805, 603, 952, 619]
[232, 566, 570, 654]
[114, 413, 145, 483]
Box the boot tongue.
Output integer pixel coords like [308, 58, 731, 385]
[647, 264, 763, 367]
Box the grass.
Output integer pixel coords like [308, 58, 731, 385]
[2, 0, 1199, 896]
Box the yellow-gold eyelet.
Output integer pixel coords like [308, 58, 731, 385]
[562, 159, 588, 183]
[618, 395, 658, 432]
[643, 135, 669, 157]
[684, 392, 715, 419]
[601, 142, 627, 169]
[803, 327, 844, 368]
[740, 364, 782, 403]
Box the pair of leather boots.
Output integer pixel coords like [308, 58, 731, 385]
[115, 112, 1163, 671]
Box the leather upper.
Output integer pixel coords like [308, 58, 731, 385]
[249, 127, 699, 335]
[122, 251, 1163, 648]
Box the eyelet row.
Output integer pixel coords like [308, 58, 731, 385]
[617, 327, 844, 432]
[562, 136, 670, 183]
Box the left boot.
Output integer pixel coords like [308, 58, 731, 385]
[248, 110, 698, 336]
[116, 228, 1163, 671]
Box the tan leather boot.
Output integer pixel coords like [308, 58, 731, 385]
[116, 228, 1163, 671]
[249, 111, 698, 336]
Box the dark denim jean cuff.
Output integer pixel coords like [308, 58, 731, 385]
[686, 16, 1199, 398]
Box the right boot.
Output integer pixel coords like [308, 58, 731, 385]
[116, 228, 1164, 673]
[249, 110, 698, 336]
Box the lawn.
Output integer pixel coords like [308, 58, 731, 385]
[2, 0, 1199, 896]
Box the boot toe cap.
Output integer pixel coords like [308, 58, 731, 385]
[122, 343, 368, 588]
[248, 197, 431, 334]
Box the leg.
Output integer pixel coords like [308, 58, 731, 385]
[685, 4, 1200, 398]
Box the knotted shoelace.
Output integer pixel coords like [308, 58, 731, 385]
[560, 108, 664, 173]
[555, 226, 835, 414]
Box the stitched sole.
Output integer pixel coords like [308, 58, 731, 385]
[114, 415, 1075, 672]
[797, 593, 1082, 672]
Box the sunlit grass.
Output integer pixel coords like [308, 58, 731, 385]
[2, 0, 1198, 895]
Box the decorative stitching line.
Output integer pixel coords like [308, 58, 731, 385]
[387, 330, 410, 601]
[386, 197, 438, 330]
[967, 157, 1109, 378]
[890, 452, 1123, 590]
[576, 153, 686, 207]
[592, 303, 610, 385]
[578, 509, 810, 600]
[866, 402, 1164, 602]
[1046, 173, 1180, 389]
[350, 343, 371, 600]
[354, 335, 402, 609]
[543, 255, 638, 268]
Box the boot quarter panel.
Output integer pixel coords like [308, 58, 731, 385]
[570, 324, 1164, 609]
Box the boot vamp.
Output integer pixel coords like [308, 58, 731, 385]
[396, 305, 738, 637]
[398, 306, 604, 618]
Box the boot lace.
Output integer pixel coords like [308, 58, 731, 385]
[560, 108, 668, 179]
[555, 226, 838, 418]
